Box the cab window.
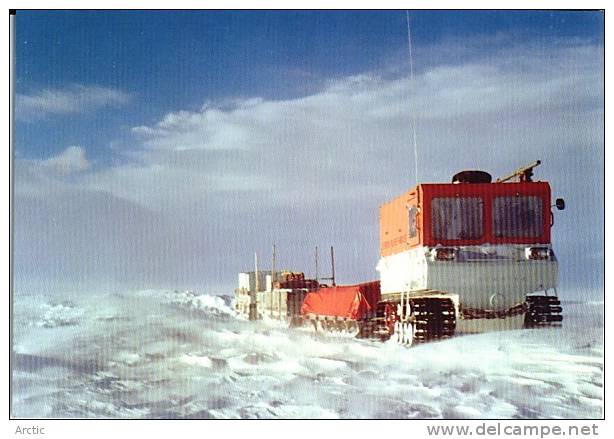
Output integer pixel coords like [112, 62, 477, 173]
[493, 196, 543, 238]
[431, 197, 483, 240]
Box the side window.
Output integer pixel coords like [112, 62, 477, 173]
[408, 206, 417, 239]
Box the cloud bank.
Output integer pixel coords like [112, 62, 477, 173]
[39, 146, 91, 175]
[16, 85, 130, 121]
[14, 40, 604, 294]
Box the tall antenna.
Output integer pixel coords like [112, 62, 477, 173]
[330, 246, 336, 287]
[319, 245, 336, 287]
[271, 244, 276, 313]
[406, 10, 419, 185]
[250, 252, 259, 320]
[314, 245, 319, 283]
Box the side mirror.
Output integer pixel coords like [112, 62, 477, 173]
[555, 198, 565, 210]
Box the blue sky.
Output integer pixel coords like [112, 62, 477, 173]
[13, 10, 604, 294]
[15, 10, 603, 163]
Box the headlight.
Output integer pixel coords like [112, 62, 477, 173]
[525, 247, 551, 260]
[432, 247, 457, 261]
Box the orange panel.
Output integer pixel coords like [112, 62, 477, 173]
[379, 187, 422, 257]
[420, 182, 551, 246]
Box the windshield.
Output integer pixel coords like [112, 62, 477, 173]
[493, 195, 543, 238]
[431, 197, 484, 240]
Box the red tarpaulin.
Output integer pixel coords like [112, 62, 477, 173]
[300, 281, 381, 320]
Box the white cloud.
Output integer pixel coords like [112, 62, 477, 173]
[90, 42, 601, 211]
[16, 85, 130, 121]
[14, 146, 92, 199]
[40, 146, 91, 175]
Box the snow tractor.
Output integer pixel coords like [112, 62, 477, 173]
[237, 161, 566, 346]
[369, 160, 565, 344]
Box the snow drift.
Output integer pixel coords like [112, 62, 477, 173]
[11, 288, 603, 419]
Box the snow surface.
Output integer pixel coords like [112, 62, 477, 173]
[12, 289, 603, 419]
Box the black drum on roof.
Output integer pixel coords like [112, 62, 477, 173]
[452, 170, 492, 184]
